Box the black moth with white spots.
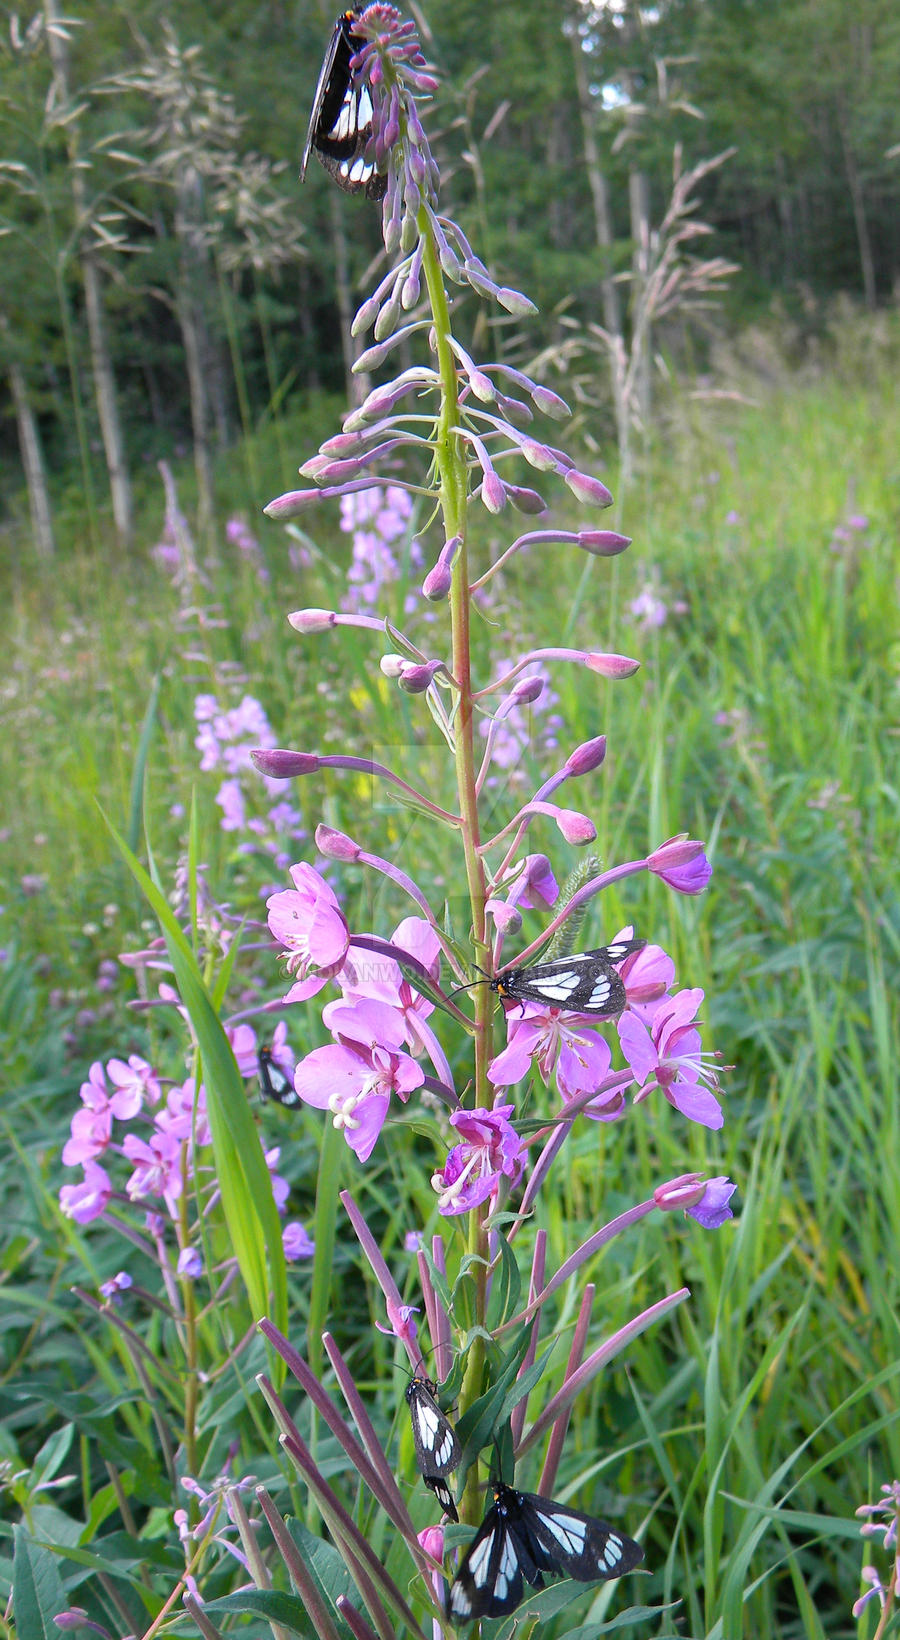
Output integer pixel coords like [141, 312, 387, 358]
[447, 1483, 643, 1623]
[257, 1048, 300, 1108]
[301, 5, 386, 199]
[490, 938, 644, 1018]
[406, 1373, 462, 1520]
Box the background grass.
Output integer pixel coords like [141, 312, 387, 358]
[1, 314, 898, 1638]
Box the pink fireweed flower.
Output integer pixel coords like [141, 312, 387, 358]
[432, 1105, 523, 1215]
[489, 1005, 615, 1104]
[618, 988, 723, 1130]
[292, 997, 425, 1162]
[616, 932, 675, 1024]
[226, 1022, 258, 1078]
[99, 1270, 133, 1302]
[62, 1059, 146, 1165]
[158, 1078, 210, 1147]
[339, 917, 441, 1052]
[123, 1129, 185, 1214]
[266, 862, 351, 1001]
[59, 1160, 112, 1224]
[106, 1054, 161, 1108]
[647, 835, 712, 895]
[375, 1300, 419, 1344]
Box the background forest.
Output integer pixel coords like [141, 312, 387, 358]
[1, 2, 899, 1639]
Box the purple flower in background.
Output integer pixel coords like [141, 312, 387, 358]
[432, 1104, 523, 1215]
[619, 988, 723, 1129]
[283, 1221, 315, 1260]
[267, 862, 350, 1001]
[340, 485, 415, 612]
[159, 1078, 211, 1147]
[59, 1160, 112, 1224]
[227, 1022, 258, 1077]
[99, 1270, 133, 1302]
[62, 1060, 147, 1165]
[177, 1246, 204, 1279]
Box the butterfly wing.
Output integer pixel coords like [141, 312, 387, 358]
[446, 1497, 526, 1622]
[423, 1473, 458, 1522]
[406, 1375, 462, 1477]
[301, 6, 386, 199]
[514, 1489, 644, 1583]
[258, 1048, 300, 1108]
[495, 938, 644, 1016]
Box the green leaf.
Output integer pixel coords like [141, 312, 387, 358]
[485, 1228, 521, 1331]
[287, 1517, 360, 1613]
[12, 1526, 67, 1640]
[126, 671, 161, 855]
[203, 1588, 319, 1638]
[100, 808, 287, 1343]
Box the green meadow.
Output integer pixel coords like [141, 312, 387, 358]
[2, 315, 899, 1640]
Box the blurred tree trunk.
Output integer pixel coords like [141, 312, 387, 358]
[628, 166, 652, 428]
[175, 166, 217, 538]
[570, 23, 625, 443]
[7, 349, 55, 560]
[838, 105, 876, 308]
[44, 0, 133, 548]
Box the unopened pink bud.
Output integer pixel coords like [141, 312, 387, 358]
[530, 384, 571, 419]
[565, 735, 607, 776]
[555, 808, 597, 844]
[481, 470, 507, 514]
[585, 652, 641, 678]
[418, 1525, 445, 1560]
[288, 608, 337, 633]
[467, 368, 495, 402]
[398, 661, 441, 693]
[298, 453, 332, 479]
[577, 531, 631, 556]
[497, 286, 538, 316]
[654, 1173, 706, 1211]
[250, 749, 319, 778]
[53, 1611, 91, 1631]
[263, 488, 322, 518]
[520, 441, 558, 472]
[423, 534, 461, 601]
[564, 469, 614, 508]
[486, 898, 522, 935]
[506, 485, 547, 514]
[379, 654, 405, 679]
[512, 676, 545, 704]
[315, 825, 361, 862]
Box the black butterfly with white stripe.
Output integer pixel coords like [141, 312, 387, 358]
[490, 937, 644, 1018]
[446, 1482, 643, 1622]
[257, 1047, 300, 1108]
[301, 5, 386, 199]
[406, 1372, 462, 1522]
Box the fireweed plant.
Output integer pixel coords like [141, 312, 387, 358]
[246, 6, 734, 1637]
[49, 7, 736, 1637]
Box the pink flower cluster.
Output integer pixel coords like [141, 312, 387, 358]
[193, 691, 307, 864]
[267, 854, 731, 1224]
[59, 1026, 313, 1276]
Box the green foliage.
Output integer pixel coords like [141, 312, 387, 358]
[1, 326, 898, 1636]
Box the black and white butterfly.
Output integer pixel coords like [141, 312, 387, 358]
[257, 1047, 300, 1108]
[301, 5, 386, 199]
[406, 1372, 462, 1520]
[446, 1482, 643, 1623]
[489, 938, 644, 1018]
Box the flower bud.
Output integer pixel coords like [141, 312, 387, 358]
[480, 469, 507, 514]
[497, 286, 538, 316]
[585, 651, 640, 678]
[555, 808, 597, 844]
[511, 676, 544, 704]
[530, 384, 571, 419]
[565, 735, 607, 776]
[485, 898, 522, 935]
[263, 488, 322, 518]
[251, 749, 320, 778]
[564, 468, 614, 508]
[379, 653, 405, 678]
[315, 825, 362, 862]
[648, 835, 712, 895]
[398, 660, 442, 693]
[288, 608, 337, 633]
[654, 1173, 707, 1211]
[507, 484, 547, 515]
[577, 531, 632, 556]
